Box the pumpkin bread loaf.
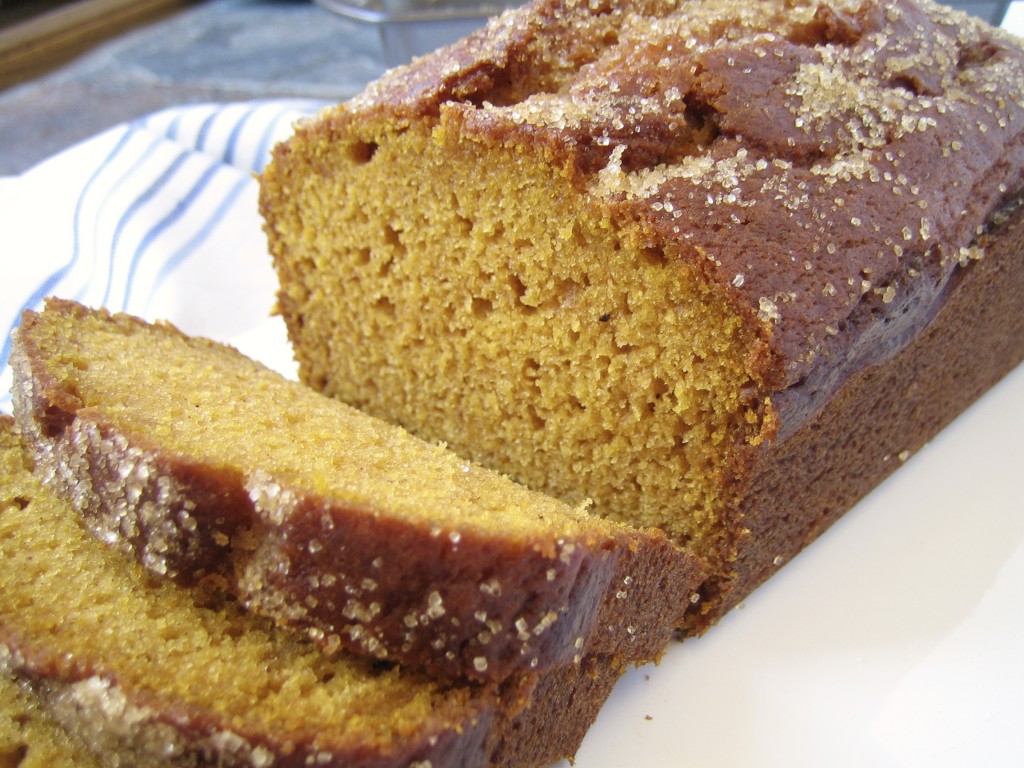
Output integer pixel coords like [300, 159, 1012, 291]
[0, 414, 695, 767]
[10, 299, 700, 684]
[259, 0, 1024, 629]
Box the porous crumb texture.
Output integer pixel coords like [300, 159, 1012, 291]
[10, 300, 700, 683]
[0, 415, 640, 768]
[260, 0, 1024, 624]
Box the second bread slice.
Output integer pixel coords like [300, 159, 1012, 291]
[10, 298, 700, 683]
[0, 414, 676, 768]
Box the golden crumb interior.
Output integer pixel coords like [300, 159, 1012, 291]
[0, 424, 482, 755]
[268, 122, 766, 559]
[24, 306, 592, 538]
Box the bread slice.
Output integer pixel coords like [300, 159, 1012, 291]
[259, 0, 1024, 629]
[9, 299, 700, 684]
[0, 413, 691, 767]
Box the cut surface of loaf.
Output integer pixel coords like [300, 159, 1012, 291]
[0, 414, 679, 768]
[10, 299, 700, 683]
[260, 0, 1024, 628]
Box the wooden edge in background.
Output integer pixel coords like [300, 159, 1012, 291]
[0, 0, 196, 91]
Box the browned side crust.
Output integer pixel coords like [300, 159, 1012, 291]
[485, 653, 626, 767]
[696, 198, 1024, 625]
[9, 302, 701, 683]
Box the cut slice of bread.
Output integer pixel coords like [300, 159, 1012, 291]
[9, 299, 700, 684]
[0, 413, 687, 767]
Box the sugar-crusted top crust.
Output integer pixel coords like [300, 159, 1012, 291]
[318, 0, 1024, 405]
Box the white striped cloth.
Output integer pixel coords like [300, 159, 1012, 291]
[0, 99, 325, 413]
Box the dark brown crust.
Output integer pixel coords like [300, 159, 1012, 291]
[9, 301, 700, 684]
[486, 654, 625, 768]
[691, 196, 1024, 627]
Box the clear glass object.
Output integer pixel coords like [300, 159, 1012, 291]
[315, 0, 1015, 69]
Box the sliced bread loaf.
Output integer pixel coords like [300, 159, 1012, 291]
[9, 299, 700, 683]
[259, 0, 1024, 629]
[0, 414, 686, 767]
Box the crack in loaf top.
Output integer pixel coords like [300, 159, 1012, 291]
[322, 0, 1024, 390]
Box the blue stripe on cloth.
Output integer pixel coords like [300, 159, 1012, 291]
[1, 100, 327, 414]
[251, 101, 326, 174]
[165, 109, 186, 143]
[194, 108, 222, 156]
[102, 150, 193, 307]
[252, 112, 286, 174]
[0, 125, 136, 379]
[224, 104, 260, 169]
[135, 100, 325, 172]
[146, 173, 252, 308]
[121, 160, 226, 310]
[80, 131, 168, 306]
